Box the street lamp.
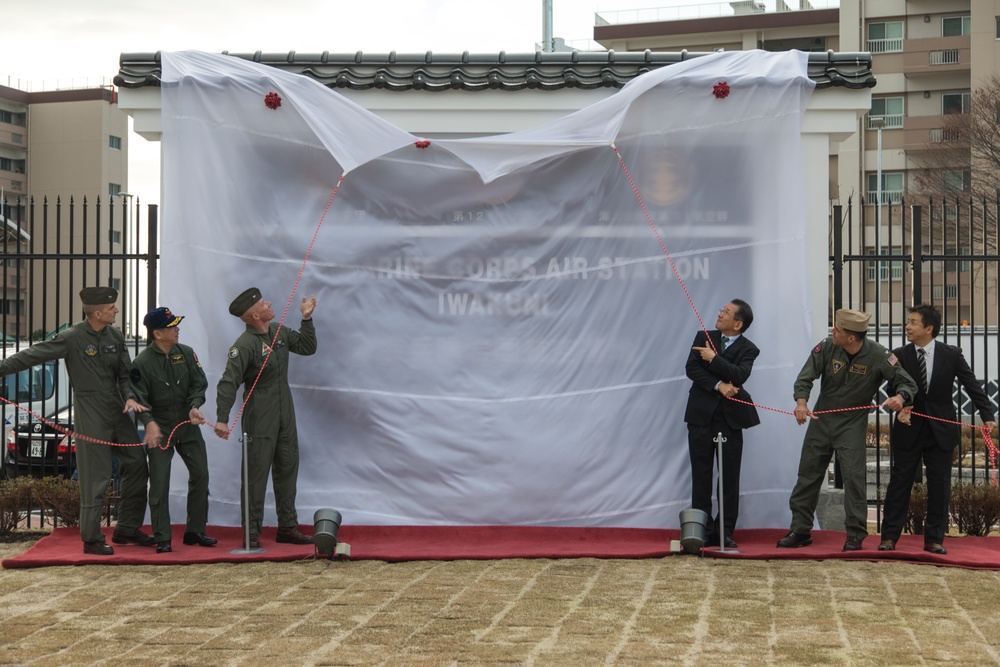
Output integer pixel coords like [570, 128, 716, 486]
[869, 116, 885, 324]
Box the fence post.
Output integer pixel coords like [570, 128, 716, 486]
[146, 204, 158, 309]
[911, 205, 922, 305]
[832, 204, 843, 312]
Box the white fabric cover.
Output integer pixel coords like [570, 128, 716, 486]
[159, 49, 815, 528]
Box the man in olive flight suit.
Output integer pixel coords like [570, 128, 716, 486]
[214, 287, 317, 549]
[0, 287, 153, 555]
[777, 308, 917, 552]
[131, 307, 217, 554]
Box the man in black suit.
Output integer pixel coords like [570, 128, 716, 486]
[880, 304, 995, 555]
[684, 299, 761, 548]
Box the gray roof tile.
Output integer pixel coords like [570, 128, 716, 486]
[115, 50, 875, 91]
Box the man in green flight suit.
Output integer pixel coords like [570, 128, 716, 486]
[131, 306, 217, 554]
[0, 287, 154, 555]
[214, 287, 317, 549]
[777, 308, 917, 552]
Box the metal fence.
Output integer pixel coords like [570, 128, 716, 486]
[831, 195, 1000, 524]
[1, 194, 157, 480]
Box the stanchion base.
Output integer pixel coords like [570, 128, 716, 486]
[230, 547, 267, 555]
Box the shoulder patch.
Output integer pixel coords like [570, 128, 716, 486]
[887, 353, 898, 366]
[228, 347, 239, 359]
[812, 343, 823, 354]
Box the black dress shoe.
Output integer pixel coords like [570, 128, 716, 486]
[878, 539, 896, 551]
[111, 529, 156, 547]
[843, 536, 864, 551]
[924, 543, 947, 555]
[275, 527, 313, 545]
[183, 532, 218, 547]
[83, 540, 114, 556]
[722, 537, 738, 549]
[776, 531, 812, 548]
[156, 541, 172, 554]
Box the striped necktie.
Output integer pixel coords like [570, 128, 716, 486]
[917, 347, 928, 391]
[721, 336, 730, 352]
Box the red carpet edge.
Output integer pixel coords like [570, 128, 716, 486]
[4, 525, 1000, 569]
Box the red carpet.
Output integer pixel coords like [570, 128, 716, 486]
[4, 526, 1000, 569]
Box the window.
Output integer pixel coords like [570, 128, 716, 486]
[996, 16, 1000, 39]
[932, 285, 959, 300]
[866, 172, 905, 204]
[868, 21, 903, 53]
[110, 278, 121, 291]
[943, 170, 971, 192]
[930, 49, 960, 65]
[0, 361, 57, 403]
[942, 16, 971, 37]
[869, 97, 903, 128]
[108, 135, 121, 150]
[0, 110, 26, 126]
[929, 128, 960, 142]
[108, 230, 121, 245]
[866, 247, 904, 281]
[942, 92, 971, 114]
[108, 183, 121, 197]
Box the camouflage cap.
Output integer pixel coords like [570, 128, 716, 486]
[229, 287, 262, 317]
[835, 308, 871, 333]
[79, 286, 118, 305]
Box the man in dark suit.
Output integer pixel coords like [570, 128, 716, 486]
[684, 299, 761, 548]
[880, 304, 995, 556]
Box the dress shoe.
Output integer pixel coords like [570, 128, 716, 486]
[275, 527, 313, 545]
[183, 532, 218, 547]
[924, 542, 947, 555]
[156, 541, 172, 554]
[707, 536, 738, 548]
[111, 529, 156, 547]
[776, 531, 812, 548]
[843, 536, 864, 552]
[83, 540, 114, 556]
[878, 539, 896, 551]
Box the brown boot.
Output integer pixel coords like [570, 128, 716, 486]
[275, 527, 313, 544]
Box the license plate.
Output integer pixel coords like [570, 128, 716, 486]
[30, 442, 43, 458]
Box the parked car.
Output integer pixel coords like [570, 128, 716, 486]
[4, 407, 75, 479]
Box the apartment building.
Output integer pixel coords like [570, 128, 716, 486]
[0, 83, 129, 339]
[595, 0, 998, 325]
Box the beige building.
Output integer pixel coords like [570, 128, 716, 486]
[0, 84, 129, 338]
[594, 0, 999, 326]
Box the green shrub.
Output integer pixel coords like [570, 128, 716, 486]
[0, 478, 37, 535]
[903, 483, 928, 535]
[31, 477, 80, 527]
[949, 482, 1000, 536]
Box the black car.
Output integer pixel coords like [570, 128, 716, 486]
[3, 407, 75, 479]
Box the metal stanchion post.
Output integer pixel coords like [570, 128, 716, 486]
[231, 432, 264, 554]
[714, 432, 727, 553]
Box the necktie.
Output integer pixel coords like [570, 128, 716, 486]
[917, 348, 928, 391]
[721, 336, 730, 351]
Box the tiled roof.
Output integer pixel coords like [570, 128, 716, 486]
[115, 50, 875, 92]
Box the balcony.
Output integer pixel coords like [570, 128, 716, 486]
[594, 0, 840, 25]
[903, 36, 970, 76]
[902, 114, 967, 151]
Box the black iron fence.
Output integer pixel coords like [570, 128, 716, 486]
[832, 195, 1000, 524]
[1, 195, 157, 480]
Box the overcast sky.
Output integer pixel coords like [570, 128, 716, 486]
[0, 0, 757, 204]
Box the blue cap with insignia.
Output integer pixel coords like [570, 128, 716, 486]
[143, 307, 184, 330]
